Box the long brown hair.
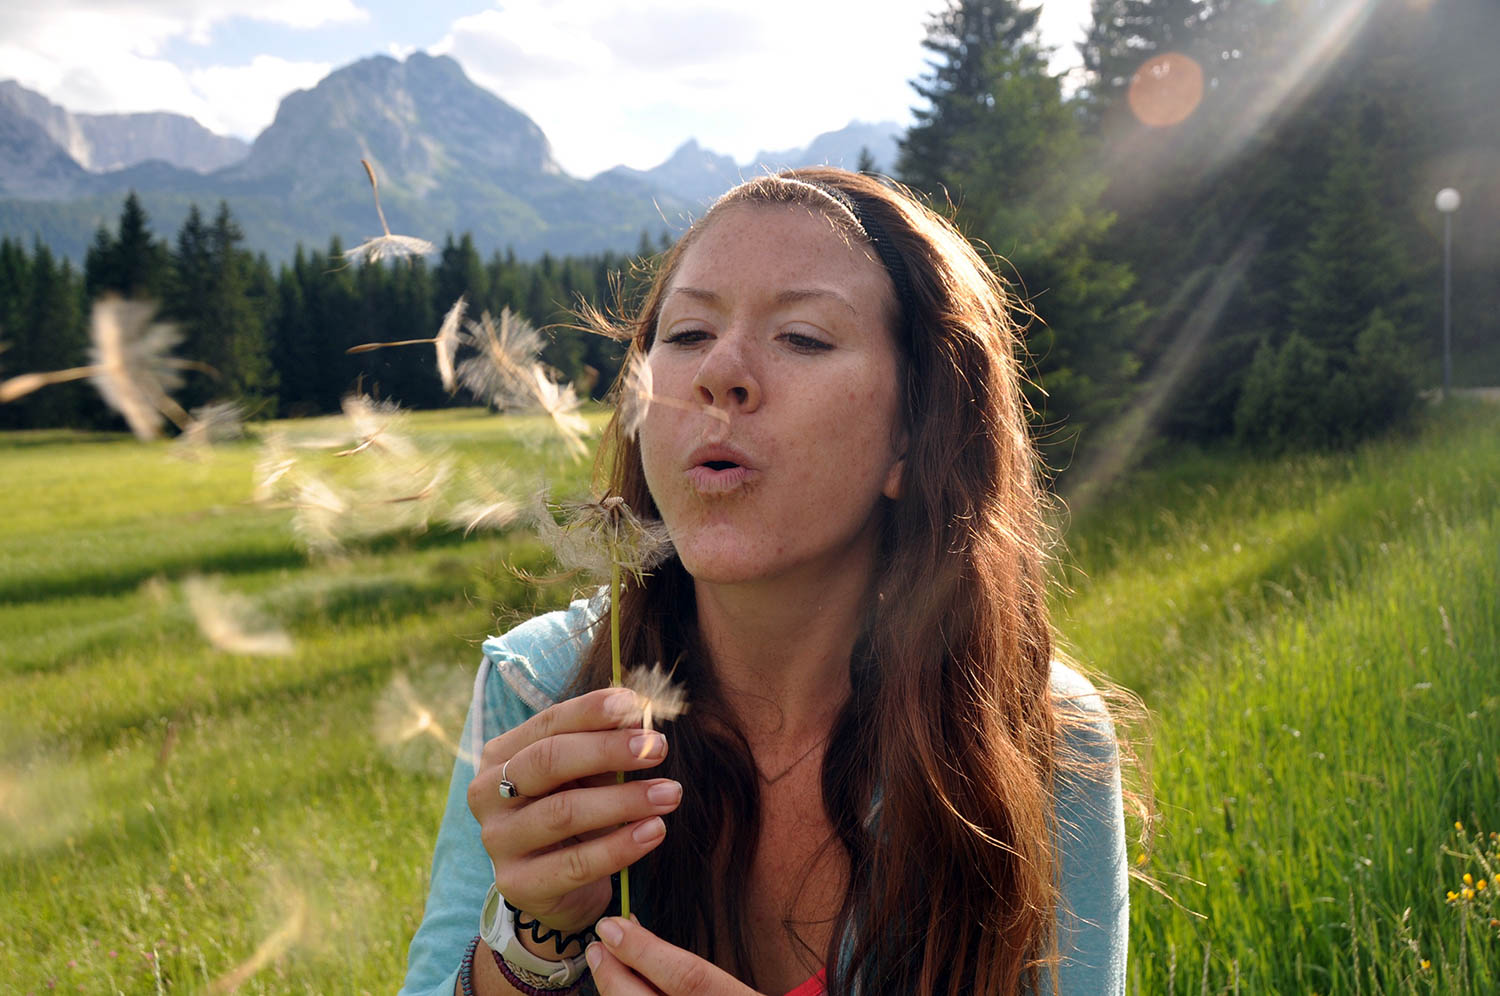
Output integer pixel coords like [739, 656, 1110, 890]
[576, 167, 1068, 994]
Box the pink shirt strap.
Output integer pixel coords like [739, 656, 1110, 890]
[782, 968, 827, 996]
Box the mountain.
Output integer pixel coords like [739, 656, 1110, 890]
[0, 81, 247, 173]
[0, 54, 903, 262]
[596, 121, 906, 211]
[0, 97, 89, 198]
[751, 121, 903, 176]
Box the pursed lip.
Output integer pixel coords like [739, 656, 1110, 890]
[684, 443, 757, 494]
[684, 443, 756, 473]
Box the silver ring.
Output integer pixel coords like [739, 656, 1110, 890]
[498, 758, 524, 800]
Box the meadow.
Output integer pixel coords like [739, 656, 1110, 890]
[1, 402, 1497, 993]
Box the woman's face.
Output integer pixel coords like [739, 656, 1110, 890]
[638, 202, 906, 589]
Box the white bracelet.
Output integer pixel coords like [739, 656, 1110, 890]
[478, 883, 590, 988]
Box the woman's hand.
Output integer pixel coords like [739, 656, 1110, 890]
[587, 916, 765, 996]
[467, 687, 682, 936]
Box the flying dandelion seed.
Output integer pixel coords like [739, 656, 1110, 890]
[207, 888, 308, 993]
[337, 394, 418, 459]
[456, 307, 547, 408]
[534, 494, 674, 584]
[342, 159, 435, 264]
[173, 401, 246, 457]
[89, 296, 196, 440]
[530, 366, 590, 459]
[252, 432, 299, 504]
[291, 476, 349, 554]
[456, 307, 594, 457]
[344, 295, 466, 394]
[182, 576, 294, 656]
[622, 663, 689, 746]
[617, 348, 728, 438]
[0, 758, 91, 856]
[375, 669, 475, 773]
[446, 467, 524, 536]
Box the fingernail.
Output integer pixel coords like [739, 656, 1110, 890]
[629, 732, 665, 759]
[598, 918, 624, 946]
[605, 689, 638, 722]
[586, 942, 603, 969]
[646, 780, 681, 806]
[632, 816, 665, 844]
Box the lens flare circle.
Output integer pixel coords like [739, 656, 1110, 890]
[1128, 52, 1206, 128]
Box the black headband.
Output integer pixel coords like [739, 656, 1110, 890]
[799, 180, 916, 332]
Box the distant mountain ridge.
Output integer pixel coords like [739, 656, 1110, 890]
[0, 54, 905, 262]
[0, 81, 247, 174]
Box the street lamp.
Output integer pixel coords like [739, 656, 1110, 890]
[1435, 187, 1461, 396]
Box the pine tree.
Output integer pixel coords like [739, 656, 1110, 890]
[898, 0, 1042, 195]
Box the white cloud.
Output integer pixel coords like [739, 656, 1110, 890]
[188, 56, 334, 137]
[431, 0, 937, 177]
[0, 0, 365, 135]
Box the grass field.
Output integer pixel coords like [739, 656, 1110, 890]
[2, 403, 1497, 994]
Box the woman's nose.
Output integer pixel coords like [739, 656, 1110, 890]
[692, 334, 761, 413]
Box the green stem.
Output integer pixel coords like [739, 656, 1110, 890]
[611, 557, 630, 920]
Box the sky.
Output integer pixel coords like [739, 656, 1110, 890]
[1, 0, 1095, 178]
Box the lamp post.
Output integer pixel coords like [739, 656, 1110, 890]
[1435, 187, 1461, 397]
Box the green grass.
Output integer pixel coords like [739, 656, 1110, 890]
[1058, 401, 1500, 993]
[2, 403, 1498, 993]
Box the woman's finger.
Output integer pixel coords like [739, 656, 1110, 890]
[584, 941, 661, 996]
[479, 687, 642, 776]
[591, 917, 761, 996]
[502, 728, 668, 799]
[500, 778, 682, 857]
[501, 816, 669, 905]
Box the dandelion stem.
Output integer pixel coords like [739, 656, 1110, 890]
[611, 554, 631, 920]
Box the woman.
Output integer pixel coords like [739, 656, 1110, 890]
[399, 168, 1129, 996]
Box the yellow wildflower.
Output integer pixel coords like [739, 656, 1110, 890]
[1420, 960, 1431, 970]
[1478, 879, 1488, 891]
[1462, 888, 1475, 900]
[1464, 873, 1474, 885]
[1447, 890, 1459, 902]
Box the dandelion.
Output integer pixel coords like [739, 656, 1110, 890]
[345, 295, 466, 393]
[182, 576, 294, 656]
[533, 494, 673, 585]
[342, 159, 435, 264]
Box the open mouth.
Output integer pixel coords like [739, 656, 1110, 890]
[702, 460, 740, 471]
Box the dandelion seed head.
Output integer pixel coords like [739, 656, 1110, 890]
[88, 296, 185, 440]
[534, 494, 674, 584]
[182, 576, 294, 657]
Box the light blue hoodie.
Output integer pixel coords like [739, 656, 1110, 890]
[399, 597, 1128, 995]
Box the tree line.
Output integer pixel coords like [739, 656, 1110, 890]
[0, 194, 656, 431]
[3, 0, 1495, 462]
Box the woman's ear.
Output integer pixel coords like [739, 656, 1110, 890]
[882, 432, 907, 501]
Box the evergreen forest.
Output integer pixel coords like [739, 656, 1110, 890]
[2, 0, 1495, 471]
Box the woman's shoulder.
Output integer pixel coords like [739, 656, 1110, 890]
[480, 592, 606, 710]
